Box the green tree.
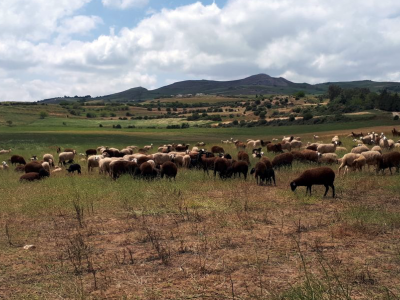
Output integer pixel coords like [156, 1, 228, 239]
[328, 85, 342, 101]
[39, 111, 49, 119]
[302, 112, 313, 121]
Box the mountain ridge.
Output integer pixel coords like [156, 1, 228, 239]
[39, 74, 400, 103]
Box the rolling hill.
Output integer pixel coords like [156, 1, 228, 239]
[39, 74, 400, 103]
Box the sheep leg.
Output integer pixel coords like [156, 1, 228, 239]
[331, 184, 335, 198]
[324, 184, 329, 197]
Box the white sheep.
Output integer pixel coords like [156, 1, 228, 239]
[335, 146, 348, 152]
[0, 149, 12, 154]
[281, 141, 292, 152]
[143, 144, 153, 151]
[371, 146, 382, 154]
[313, 135, 319, 140]
[88, 155, 104, 172]
[290, 140, 302, 150]
[379, 137, 389, 149]
[318, 153, 338, 164]
[52, 167, 63, 174]
[352, 154, 366, 171]
[43, 154, 55, 166]
[41, 162, 50, 173]
[357, 151, 382, 171]
[147, 160, 156, 169]
[58, 152, 75, 166]
[317, 141, 338, 154]
[351, 145, 369, 154]
[0, 161, 9, 170]
[153, 153, 174, 165]
[120, 148, 133, 155]
[183, 155, 191, 168]
[338, 153, 362, 175]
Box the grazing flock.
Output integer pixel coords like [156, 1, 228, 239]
[1, 128, 400, 198]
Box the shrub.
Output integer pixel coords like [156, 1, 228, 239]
[86, 112, 97, 118]
[394, 115, 399, 120]
[302, 112, 313, 121]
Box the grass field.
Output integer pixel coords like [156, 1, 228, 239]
[1, 111, 400, 299]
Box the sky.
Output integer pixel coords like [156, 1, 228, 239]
[1, 0, 400, 101]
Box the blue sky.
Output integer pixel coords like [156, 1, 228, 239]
[1, 0, 400, 101]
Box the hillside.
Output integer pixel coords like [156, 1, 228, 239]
[39, 74, 400, 104]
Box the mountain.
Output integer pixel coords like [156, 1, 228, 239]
[39, 74, 400, 103]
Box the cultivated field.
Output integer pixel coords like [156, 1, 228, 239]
[1, 120, 400, 299]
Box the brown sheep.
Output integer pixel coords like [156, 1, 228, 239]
[20, 169, 50, 182]
[290, 167, 335, 197]
[10, 155, 26, 165]
[25, 161, 43, 173]
[272, 153, 294, 169]
[160, 161, 178, 179]
[378, 152, 400, 174]
[227, 161, 249, 180]
[15, 165, 26, 172]
[110, 161, 138, 180]
[237, 151, 250, 165]
[85, 149, 97, 157]
[213, 157, 231, 179]
[250, 162, 275, 185]
[266, 143, 283, 154]
[211, 146, 225, 154]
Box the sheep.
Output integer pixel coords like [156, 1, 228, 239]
[153, 153, 174, 165]
[357, 151, 382, 171]
[67, 164, 81, 174]
[266, 143, 283, 154]
[58, 152, 75, 166]
[235, 141, 247, 150]
[237, 151, 250, 165]
[247, 140, 265, 149]
[137, 162, 157, 179]
[290, 167, 335, 197]
[306, 143, 319, 151]
[338, 153, 362, 175]
[317, 141, 338, 154]
[361, 135, 374, 145]
[43, 154, 55, 167]
[110, 160, 138, 180]
[301, 150, 319, 163]
[227, 161, 249, 180]
[281, 141, 292, 152]
[41, 162, 50, 173]
[20, 169, 50, 182]
[30, 155, 38, 161]
[197, 151, 217, 175]
[250, 162, 275, 185]
[87, 155, 103, 172]
[282, 136, 293, 143]
[272, 153, 294, 169]
[335, 147, 348, 152]
[290, 140, 302, 150]
[196, 142, 206, 146]
[192, 147, 199, 152]
[14, 165, 25, 172]
[64, 148, 76, 154]
[211, 146, 225, 154]
[1, 161, 9, 170]
[160, 161, 178, 179]
[351, 145, 369, 154]
[291, 150, 306, 162]
[137, 155, 153, 165]
[213, 157, 232, 179]
[182, 155, 191, 168]
[25, 161, 44, 173]
[0, 149, 11, 154]
[85, 149, 97, 157]
[259, 156, 273, 169]
[52, 167, 63, 174]
[378, 152, 400, 174]
[379, 137, 390, 149]
[313, 135, 319, 140]
[143, 144, 153, 151]
[331, 136, 342, 145]
[99, 157, 113, 174]
[388, 139, 395, 149]
[102, 149, 123, 158]
[10, 155, 26, 165]
[352, 154, 366, 171]
[119, 148, 133, 155]
[318, 153, 338, 165]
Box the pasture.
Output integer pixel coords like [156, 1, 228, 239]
[0, 124, 400, 299]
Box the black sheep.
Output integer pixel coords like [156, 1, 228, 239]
[160, 161, 178, 179]
[67, 164, 81, 174]
[85, 149, 97, 157]
[250, 162, 275, 185]
[290, 167, 335, 197]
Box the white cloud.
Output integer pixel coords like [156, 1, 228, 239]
[102, 0, 149, 10]
[2, 0, 400, 101]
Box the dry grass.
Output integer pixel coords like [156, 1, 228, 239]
[0, 134, 400, 299]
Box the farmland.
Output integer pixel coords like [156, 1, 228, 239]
[1, 100, 400, 299]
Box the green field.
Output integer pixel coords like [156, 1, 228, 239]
[1, 104, 400, 299]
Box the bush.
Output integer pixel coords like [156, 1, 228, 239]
[394, 115, 399, 120]
[39, 111, 49, 119]
[86, 112, 97, 118]
[99, 124, 103, 127]
[113, 124, 122, 129]
[294, 91, 305, 98]
[289, 115, 295, 122]
[302, 112, 313, 121]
